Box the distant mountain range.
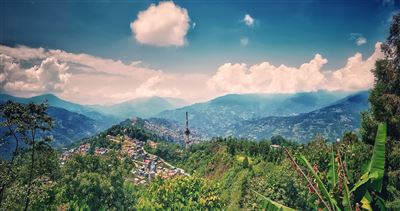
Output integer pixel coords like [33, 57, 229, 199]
[89, 96, 188, 119]
[0, 93, 189, 158]
[0, 90, 370, 158]
[156, 91, 354, 137]
[227, 91, 369, 143]
[0, 93, 116, 124]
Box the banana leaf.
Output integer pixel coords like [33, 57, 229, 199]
[351, 123, 387, 197]
[367, 123, 387, 192]
[327, 147, 338, 192]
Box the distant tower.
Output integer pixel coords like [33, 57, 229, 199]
[184, 111, 191, 148]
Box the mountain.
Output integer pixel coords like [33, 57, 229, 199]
[90, 96, 188, 120]
[0, 106, 104, 159]
[228, 91, 370, 142]
[156, 91, 353, 137]
[0, 93, 117, 125]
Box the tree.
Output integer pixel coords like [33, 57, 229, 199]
[20, 102, 53, 211]
[342, 131, 359, 145]
[59, 153, 135, 210]
[242, 156, 250, 169]
[0, 101, 25, 204]
[0, 101, 53, 210]
[361, 12, 400, 208]
[271, 135, 286, 145]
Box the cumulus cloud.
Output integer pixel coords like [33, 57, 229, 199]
[130, 1, 190, 47]
[0, 43, 384, 105]
[0, 54, 70, 94]
[207, 43, 384, 94]
[243, 14, 254, 26]
[0, 45, 209, 104]
[240, 37, 249, 46]
[350, 33, 367, 46]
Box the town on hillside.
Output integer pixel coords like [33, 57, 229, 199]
[60, 134, 189, 185]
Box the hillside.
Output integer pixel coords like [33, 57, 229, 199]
[229, 91, 369, 142]
[157, 91, 364, 141]
[0, 93, 118, 125]
[0, 106, 105, 159]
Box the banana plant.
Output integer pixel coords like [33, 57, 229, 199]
[350, 123, 387, 211]
[254, 123, 387, 211]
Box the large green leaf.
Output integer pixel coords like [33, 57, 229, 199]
[251, 189, 297, 211]
[350, 123, 387, 204]
[367, 123, 387, 192]
[327, 147, 338, 192]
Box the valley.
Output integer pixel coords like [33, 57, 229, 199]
[0, 90, 369, 159]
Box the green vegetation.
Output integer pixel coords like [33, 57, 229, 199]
[0, 11, 399, 211]
[137, 176, 222, 210]
[361, 13, 400, 209]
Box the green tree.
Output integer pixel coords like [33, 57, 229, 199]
[20, 102, 53, 211]
[342, 131, 359, 145]
[0, 101, 53, 210]
[59, 153, 135, 210]
[361, 12, 400, 209]
[242, 156, 250, 169]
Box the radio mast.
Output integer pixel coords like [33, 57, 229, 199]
[184, 111, 191, 148]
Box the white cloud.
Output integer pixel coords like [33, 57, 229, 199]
[356, 37, 367, 46]
[243, 14, 254, 26]
[240, 37, 249, 46]
[130, 1, 190, 47]
[350, 33, 367, 46]
[0, 43, 384, 105]
[0, 54, 70, 94]
[0, 45, 210, 104]
[207, 43, 384, 94]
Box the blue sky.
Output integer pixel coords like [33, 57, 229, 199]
[0, 0, 398, 104]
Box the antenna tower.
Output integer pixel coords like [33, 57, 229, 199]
[184, 111, 191, 148]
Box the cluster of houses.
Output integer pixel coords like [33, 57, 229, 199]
[60, 134, 188, 185]
[130, 157, 186, 185]
[60, 142, 109, 165]
[60, 143, 91, 165]
[110, 135, 188, 185]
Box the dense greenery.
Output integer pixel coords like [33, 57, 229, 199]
[0, 12, 399, 211]
[148, 134, 377, 210]
[360, 13, 400, 209]
[0, 104, 223, 210]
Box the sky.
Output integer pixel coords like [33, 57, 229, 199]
[0, 0, 399, 105]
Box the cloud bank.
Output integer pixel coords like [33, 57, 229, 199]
[207, 43, 383, 94]
[0, 43, 383, 104]
[130, 1, 190, 47]
[0, 55, 70, 94]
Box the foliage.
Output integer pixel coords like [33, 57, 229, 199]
[361, 11, 400, 209]
[137, 175, 223, 210]
[0, 100, 54, 210]
[265, 123, 388, 211]
[58, 152, 135, 210]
